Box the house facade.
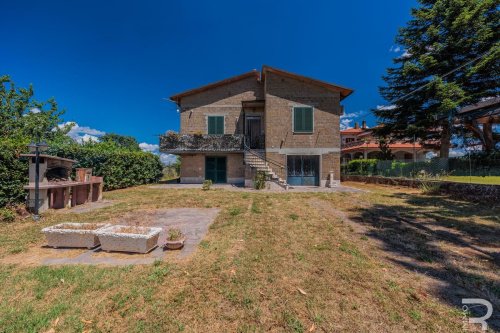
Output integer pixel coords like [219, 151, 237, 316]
[341, 121, 433, 163]
[160, 66, 353, 188]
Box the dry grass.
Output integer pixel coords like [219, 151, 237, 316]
[52, 223, 104, 231]
[0, 184, 497, 332]
[113, 226, 151, 235]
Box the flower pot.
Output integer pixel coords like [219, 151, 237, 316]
[163, 237, 186, 250]
[95, 225, 162, 254]
[42, 223, 110, 249]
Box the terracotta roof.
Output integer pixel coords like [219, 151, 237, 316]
[340, 128, 364, 134]
[261, 65, 353, 100]
[341, 141, 423, 153]
[170, 70, 260, 103]
[169, 66, 354, 103]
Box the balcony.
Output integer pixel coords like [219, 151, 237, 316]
[160, 133, 245, 153]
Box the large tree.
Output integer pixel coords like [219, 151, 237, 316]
[375, 0, 499, 157]
[100, 133, 141, 151]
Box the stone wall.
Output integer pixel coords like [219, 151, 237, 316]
[342, 175, 500, 203]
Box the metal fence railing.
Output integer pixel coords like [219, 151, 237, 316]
[341, 155, 500, 183]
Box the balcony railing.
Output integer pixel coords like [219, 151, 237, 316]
[160, 133, 245, 153]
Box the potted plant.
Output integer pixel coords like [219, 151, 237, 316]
[163, 228, 185, 250]
[42, 222, 110, 249]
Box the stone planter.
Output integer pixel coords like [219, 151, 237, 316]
[163, 237, 186, 250]
[95, 225, 162, 253]
[42, 222, 110, 249]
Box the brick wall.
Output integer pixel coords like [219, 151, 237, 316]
[264, 72, 342, 184]
[180, 153, 244, 184]
[179, 76, 264, 135]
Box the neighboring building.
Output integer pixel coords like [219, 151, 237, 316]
[160, 66, 353, 188]
[341, 121, 433, 163]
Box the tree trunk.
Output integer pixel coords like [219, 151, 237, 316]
[440, 123, 451, 158]
[483, 123, 494, 152]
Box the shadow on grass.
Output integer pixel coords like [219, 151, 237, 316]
[347, 192, 500, 330]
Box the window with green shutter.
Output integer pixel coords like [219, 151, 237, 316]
[208, 116, 224, 134]
[293, 107, 313, 133]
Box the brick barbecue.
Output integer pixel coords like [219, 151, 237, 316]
[21, 154, 103, 213]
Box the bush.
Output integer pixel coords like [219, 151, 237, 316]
[202, 180, 212, 191]
[47, 143, 163, 191]
[346, 159, 378, 175]
[253, 171, 267, 190]
[0, 139, 29, 207]
[0, 208, 16, 223]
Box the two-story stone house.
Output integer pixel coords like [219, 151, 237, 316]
[160, 66, 353, 188]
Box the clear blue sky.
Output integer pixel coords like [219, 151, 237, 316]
[1, 0, 416, 148]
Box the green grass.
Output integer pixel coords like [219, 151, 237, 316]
[0, 184, 497, 332]
[439, 175, 500, 185]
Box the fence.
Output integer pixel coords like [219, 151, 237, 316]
[341, 155, 500, 183]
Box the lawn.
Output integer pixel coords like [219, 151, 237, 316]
[439, 175, 500, 185]
[0, 183, 498, 332]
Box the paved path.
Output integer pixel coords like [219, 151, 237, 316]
[43, 208, 220, 266]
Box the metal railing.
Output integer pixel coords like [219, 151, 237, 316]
[160, 133, 245, 152]
[243, 137, 287, 181]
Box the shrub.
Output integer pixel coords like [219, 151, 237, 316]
[419, 181, 441, 195]
[202, 180, 212, 191]
[47, 143, 163, 191]
[346, 159, 378, 175]
[0, 208, 16, 223]
[253, 171, 267, 190]
[0, 139, 29, 207]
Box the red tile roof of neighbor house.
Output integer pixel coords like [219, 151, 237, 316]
[340, 128, 364, 134]
[169, 66, 354, 103]
[341, 141, 423, 153]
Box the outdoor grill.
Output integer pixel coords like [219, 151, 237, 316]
[21, 154, 103, 213]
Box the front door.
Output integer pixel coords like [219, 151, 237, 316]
[205, 156, 227, 183]
[287, 155, 320, 186]
[246, 116, 262, 149]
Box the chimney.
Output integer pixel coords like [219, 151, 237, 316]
[354, 122, 359, 129]
[362, 120, 366, 129]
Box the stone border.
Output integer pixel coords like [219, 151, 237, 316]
[341, 175, 500, 203]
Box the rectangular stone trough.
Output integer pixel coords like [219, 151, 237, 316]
[42, 222, 110, 249]
[95, 225, 162, 254]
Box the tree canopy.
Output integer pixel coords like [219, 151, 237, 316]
[374, 0, 499, 157]
[100, 133, 141, 151]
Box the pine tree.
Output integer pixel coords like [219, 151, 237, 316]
[375, 0, 499, 157]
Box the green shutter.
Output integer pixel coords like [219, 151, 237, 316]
[216, 116, 224, 134]
[208, 117, 215, 134]
[208, 116, 224, 134]
[294, 107, 313, 133]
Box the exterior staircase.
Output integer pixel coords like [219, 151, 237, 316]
[244, 149, 290, 189]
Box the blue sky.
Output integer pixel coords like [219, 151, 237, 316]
[1, 0, 416, 154]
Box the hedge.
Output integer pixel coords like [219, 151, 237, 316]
[0, 142, 163, 208]
[47, 144, 163, 191]
[0, 139, 29, 207]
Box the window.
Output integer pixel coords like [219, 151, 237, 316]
[208, 116, 224, 134]
[293, 107, 313, 133]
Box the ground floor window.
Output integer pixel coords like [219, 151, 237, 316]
[287, 155, 320, 186]
[205, 156, 226, 183]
